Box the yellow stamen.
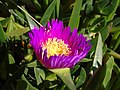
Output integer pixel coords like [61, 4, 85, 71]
[42, 37, 71, 58]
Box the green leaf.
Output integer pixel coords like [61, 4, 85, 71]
[33, 0, 41, 10]
[90, 17, 106, 32]
[85, 56, 114, 90]
[50, 68, 76, 90]
[24, 67, 28, 75]
[6, 27, 29, 38]
[46, 73, 57, 81]
[100, 0, 119, 22]
[113, 35, 120, 50]
[56, 0, 60, 18]
[0, 23, 6, 43]
[27, 60, 37, 67]
[21, 75, 38, 90]
[0, 17, 10, 27]
[6, 15, 15, 33]
[97, 0, 109, 10]
[113, 17, 120, 26]
[24, 54, 33, 62]
[110, 25, 120, 33]
[101, 56, 114, 89]
[8, 54, 15, 64]
[24, 8, 38, 29]
[71, 65, 80, 74]
[76, 67, 86, 88]
[9, 9, 26, 25]
[34, 67, 45, 85]
[40, 0, 56, 25]
[44, 0, 49, 5]
[109, 73, 120, 90]
[80, 58, 92, 62]
[12, 4, 41, 29]
[107, 49, 120, 59]
[113, 63, 120, 74]
[100, 25, 109, 41]
[68, 0, 83, 31]
[84, 66, 106, 90]
[93, 33, 103, 69]
[86, 0, 93, 14]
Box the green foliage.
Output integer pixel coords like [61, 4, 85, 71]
[0, 0, 120, 90]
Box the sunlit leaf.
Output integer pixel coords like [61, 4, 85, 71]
[27, 60, 37, 67]
[8, 54, 15, 64]
[50, 68, 76, 90]
[93, 33, 103, 69]
[6, 27, 29, 38]
[46, 73, 57, 81]
[24, 54, 33, 62]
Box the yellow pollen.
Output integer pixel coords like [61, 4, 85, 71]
[42, 38, 71, 58]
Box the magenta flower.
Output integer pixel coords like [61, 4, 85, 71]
[29, 19, 91, 69]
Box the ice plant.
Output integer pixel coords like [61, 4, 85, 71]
[29, 19, 91, 69]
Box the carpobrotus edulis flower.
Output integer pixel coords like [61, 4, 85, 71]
[29, 19, 91, 69]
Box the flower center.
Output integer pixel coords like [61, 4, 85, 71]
[42, 37, 71, 58]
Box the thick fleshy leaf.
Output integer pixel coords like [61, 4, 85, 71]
[24, 8, 39, 29]
[46, 73, 57, 81]
[8, 54, 15, 64]
[40, 0, 56, 25]
[100, 0, 119, 22]
[27, 60, 38, 67]
[6, 27, 29, 38]
[68, 0, 83, 31]
[56, 0, 60, 18]
[50, 68, 76, 90]
[109, 72, 120, 90]
[93, 33, 103, 70]
[76, 67, 86, 88]
[20, 75, 38, 90]
[34, 67, 45, 85]
[107, 49, 120, 59]
[80, 58, 92, 62]
[0, 23, 6, 42]
[101, 56, 114, 89]
[84, 66, 105, 90]
[71, 65, 80, 74]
